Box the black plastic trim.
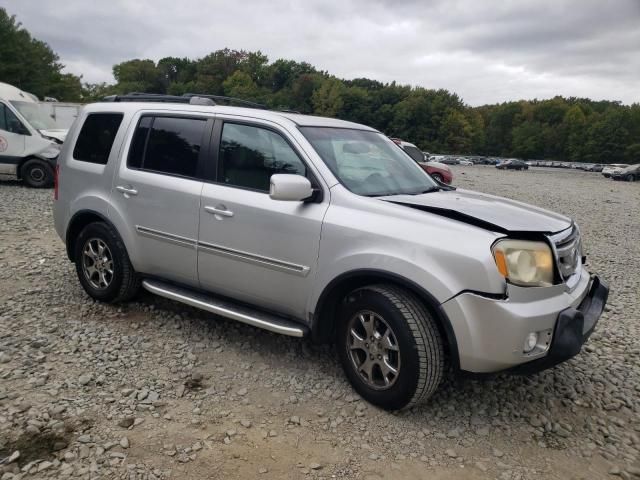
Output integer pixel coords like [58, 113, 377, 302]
[510, 275, 609, 375]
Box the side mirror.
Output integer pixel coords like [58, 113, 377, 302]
[269, 174, 313, 201]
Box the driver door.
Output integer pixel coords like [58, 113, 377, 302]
[197, 119, 328, 319]
[0, 103, 27, 174]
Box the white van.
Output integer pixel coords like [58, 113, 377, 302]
[0, 82, 64, 187]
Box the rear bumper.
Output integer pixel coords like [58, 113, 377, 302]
[442, 268, 608, 373]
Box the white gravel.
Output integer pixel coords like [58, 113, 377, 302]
[0, 168, 639, 480]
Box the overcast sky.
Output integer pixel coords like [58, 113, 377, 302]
[4, 0, 639, 106]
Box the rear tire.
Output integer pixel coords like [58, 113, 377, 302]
[336, 284, 444, 411]
[74, 222, 140, 303]
[431, 173, 444, 183]
[21, 159, 53, 188]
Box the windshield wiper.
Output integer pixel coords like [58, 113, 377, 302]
[410, 187, 440, 195]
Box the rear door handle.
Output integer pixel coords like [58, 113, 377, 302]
[204, 205, 234, 217]
[116, 185, 138, 196]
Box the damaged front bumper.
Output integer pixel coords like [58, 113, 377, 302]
[441, 267, 608, 373]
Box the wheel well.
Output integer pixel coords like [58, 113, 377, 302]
[16, 156, 39, 179]
[65, 211, 110, 262]
[310, 270, 460, 370]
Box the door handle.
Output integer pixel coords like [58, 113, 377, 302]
[204, 205, 234, 217]
[116, 185, 138, 196]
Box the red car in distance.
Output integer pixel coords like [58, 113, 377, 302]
[391, 138, 453, 184]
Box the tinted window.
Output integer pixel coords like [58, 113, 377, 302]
[403, 145, 424, 163]
[0, 103, 29, 134]
[73, 113, 124, 164]
[127, 117, 153, 169]
[220, 123, 306, 191]
[134, 116, 206, 178]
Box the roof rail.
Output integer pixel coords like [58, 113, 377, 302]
[102, 93, 216, 106]
[182, 93, 266, 109]
[100, 92, 303, 115]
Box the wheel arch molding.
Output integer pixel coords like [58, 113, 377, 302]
[65, 210, 122, 262]
[309, 268, 460, 371]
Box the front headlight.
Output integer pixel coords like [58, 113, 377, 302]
[492, 239, 554, 287]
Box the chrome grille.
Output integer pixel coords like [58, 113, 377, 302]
[549, 225, 581, 281]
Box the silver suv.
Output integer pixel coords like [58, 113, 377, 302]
[53, 94, 608, 410]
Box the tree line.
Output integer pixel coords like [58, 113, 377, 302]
[1, 7, 638, 164]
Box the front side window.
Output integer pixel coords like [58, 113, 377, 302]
[403, 145, 425, 163]
[220, 123, 306, 192]
[73, 113, 123, 164]
[128, 116, 206, 178]
[300, 127, 438, 197]
[0, 103, 29, 135]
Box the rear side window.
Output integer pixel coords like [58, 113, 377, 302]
[73, 113, 123, 164]
[219, 123, 306, 191]
[128, 116, 206, 178]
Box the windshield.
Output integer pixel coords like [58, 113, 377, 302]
[9, 101, 59, 130]
[300, 127, 438, 196]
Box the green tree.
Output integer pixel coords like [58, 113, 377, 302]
[562, 105, 587, 161]
[312, 77, 345, 117]
[624, 143, 640, 163]
[584, 109, 630, 163]
[0, 7, 83, 100]
[439, 110, 472, 153]
[222, 71, 262, 102]
[511, 121, 543, 159]
[112, 59, 163, 93]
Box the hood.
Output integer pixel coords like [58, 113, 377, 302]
[379, 188, 572, 234]
[39, 129, 67, 143]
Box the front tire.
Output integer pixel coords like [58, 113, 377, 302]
[74, 222, 140, 303]
[431, 173, 444, 183]
[336, 285, 444, 411]
[21, 159, 53, 188]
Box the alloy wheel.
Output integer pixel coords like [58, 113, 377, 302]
[346, 310, 401, 390]
[82, 238, 114, 290]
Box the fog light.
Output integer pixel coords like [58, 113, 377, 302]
[524, 332, 539, 353]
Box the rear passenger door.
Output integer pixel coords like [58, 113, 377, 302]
[110, 113, 213, 287]
[197, 119, 328, 319]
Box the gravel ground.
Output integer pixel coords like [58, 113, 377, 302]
[0, 166, 639, 480]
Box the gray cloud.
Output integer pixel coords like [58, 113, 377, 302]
[3, 0, 639, 105]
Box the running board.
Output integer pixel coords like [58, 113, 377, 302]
[141, 279, 307, 337]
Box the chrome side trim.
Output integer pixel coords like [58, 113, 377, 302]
[198, 240, 310, 277]
[142, 279, 307, 337]
[135, 225, 197, 249]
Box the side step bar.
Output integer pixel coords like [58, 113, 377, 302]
[141, 279, 307, 337]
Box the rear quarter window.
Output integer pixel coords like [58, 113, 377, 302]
[73, 113, 124, 165]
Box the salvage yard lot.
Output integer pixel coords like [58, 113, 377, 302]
[1, 166, 639, 480]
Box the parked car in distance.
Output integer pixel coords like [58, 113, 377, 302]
[439, 157, 460, 165]
[602, 164, 629, 178]
[496, 159, 528, 170]
[611, 164, 640, 181]
[53, 93, 608, 411]
[392, 139, 453, 184]
[585, 164, 604, 172]
[458, 159, 473, 166]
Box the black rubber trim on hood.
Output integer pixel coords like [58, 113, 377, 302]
[383, 200, 509, 233]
